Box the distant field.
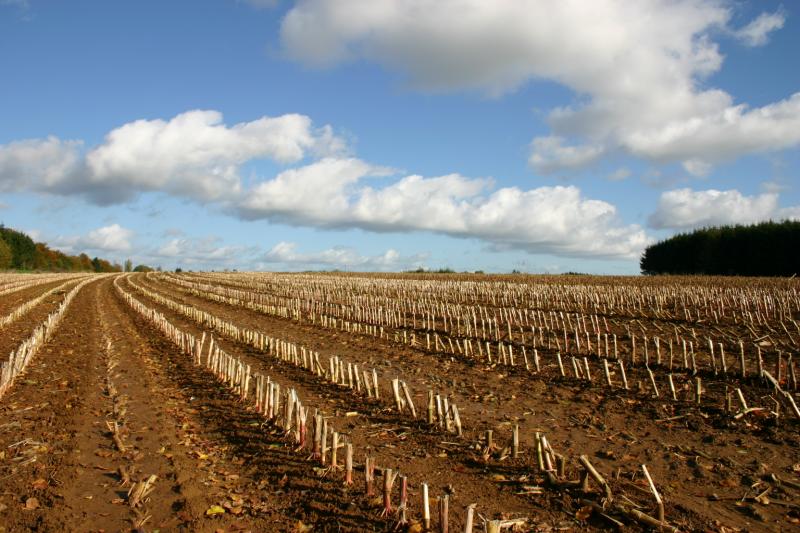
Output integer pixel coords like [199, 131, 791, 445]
[1, 271, 798, 532]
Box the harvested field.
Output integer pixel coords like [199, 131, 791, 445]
[1, 272, 799, 532]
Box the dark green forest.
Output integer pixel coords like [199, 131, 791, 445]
[0, 225, 122, 272]
[640, 220, 800, 276]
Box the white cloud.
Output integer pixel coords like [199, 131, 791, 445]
[138, 237, 427, 272]
[733, 10, 785, 47]
[238, 157, 394, 225]
[262, 241, 427, 270]
[529, 137, 604, 175]
[625, 93, 800, 171]
[761, 180, 789, 194]
[280, 1, 797, 174]
[238, 157, 649, 259]
[152, 236, 259, 268]
[648, 188, 800, 230]
[1, 111, 650, 261]
[83, 109, 344, 204]
[80, 224, 133, 252]
[50, 223, 134, 254]
[0, 110, 345, 205]
[778, 205, 800, 220]
[681, 159, 713, 177]
[0, 136, 82, 192]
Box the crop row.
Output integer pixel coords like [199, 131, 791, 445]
[0, 276, 96, 399]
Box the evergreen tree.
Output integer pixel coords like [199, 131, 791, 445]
[0, 226, 37, 269]
[641, 220, 800, 276]
[0, 237, 12, 269]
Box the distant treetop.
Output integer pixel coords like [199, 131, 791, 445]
[640, 220, 800, 276]
[0, 224, 123, 273]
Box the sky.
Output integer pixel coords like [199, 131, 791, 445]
[0, 0, 798, 274]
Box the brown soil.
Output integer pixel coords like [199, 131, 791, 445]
[129, 274, 800, 531]
[1, 278, 375, 532]
[0, 274, 798, 532]
[0, 279, 75, 316]
[0, 279, 84, 358]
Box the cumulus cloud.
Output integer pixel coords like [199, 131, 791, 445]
[733, 10, 786, 47]
[529, 137, 604, 175]
[237, 157, 395, 225]
[153, 236, 258, 266]
[124, 236, 256, 270]
[625, 93, 800, 175]
[280, 0, 797, 174]
[238, 157, 649, 259]
[761, 180, 789, 194]
[143, 236, 425, 271]
[0, 109, 650, 261]
[0, 110, 344, 205]
[51, 223, 134, 254]
[81, 224, 134, 252]
[648, 188, 800, 230]
[83, 110, 344, 203]
[780, 206, 800, 220]
[0, 136, 83, 192]
[262, 241, 427, 270]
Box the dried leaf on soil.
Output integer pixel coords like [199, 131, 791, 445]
[205, 505, 226, 516]
[575, 505, 593, 521]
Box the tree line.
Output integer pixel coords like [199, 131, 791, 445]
[640, 220, 800, 276]
[0, 225, 151, 273]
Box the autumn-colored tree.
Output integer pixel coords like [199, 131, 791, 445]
[77, 253, 93, 271]
[0, 225, 121, 272]
[92, 257, 122, 272]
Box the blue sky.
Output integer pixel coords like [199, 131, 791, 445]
[1, 0, 798, 273]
